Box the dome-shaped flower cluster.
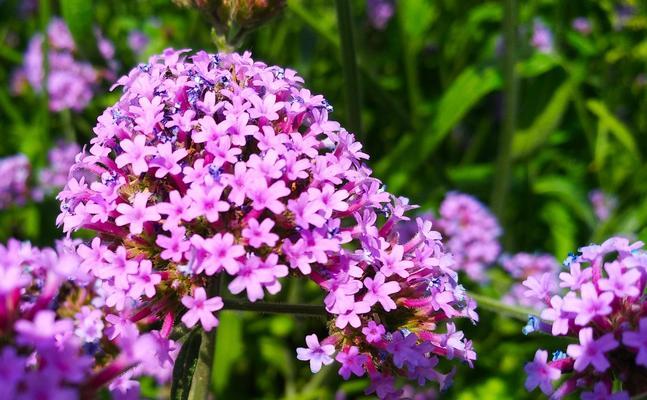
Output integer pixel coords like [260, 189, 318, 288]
[523, 237, 647, 399]
[0, 154, 31, 210]
[57, 49, 477, 397]
[501, 252, 559, 310]
[0, 238, 175, 399]
[13, 18, 113, 112]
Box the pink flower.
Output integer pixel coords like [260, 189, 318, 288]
[559, 262, 591, 290]
[115, 192, 161, 235]
[336, 346, 368, 379]
[156, 190, 194, 230]
[362, 273, 400, 311]
[180, 286, 224, 331]
[115, 135, 156, 175]
[296, 334, 335, 373]
[187, 184, 230, 223]
[563, 282, 613, 326]
[623, 318, 647, 367]
[362, 321, 386, 344]
[246, 177, 290, 214]
[540, 295, 572, 335]
[202, 233, 244, 275]
[335, 301, 371, 329]
[128, 260, 161, 299]
[524, 350, 560, 395]
[567, 328, 618, 372]
[151, 142, 187, 178]
[522, 272, 555, 301]
[242, 218, 279, 248]
[379, 244, 412, 278]
[227, 254, 287, 302]
[598, 261, 641, 298]
[156, 227, 190, 262]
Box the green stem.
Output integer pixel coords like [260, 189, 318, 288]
[467, 292, 535, 322]
[188, 277, 221, 400]
[334, 0, 363, 139]
[222, 298, 327, 317]
[490, 0, 519, 224]
[632, 392, 647, 400]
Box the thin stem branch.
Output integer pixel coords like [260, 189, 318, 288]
[222, 298, 327, 318]
[334, 0, 363, 139]
[467, 292, 535, 322]
[491, 0, 519, 225]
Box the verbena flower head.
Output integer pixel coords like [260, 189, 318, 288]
[58, 49, 477, 397]
[572, 17, 592, 35]
[0, 154, 31, 210]
[531, 19, 554, 54]
[38, 140, 81, 196]
[523, 237, 647, 399]
[0, 238, 175, 399]
[367, 0, 395, 30]
[588, 189, 616, 222]
[13, 18, 110, 112]
[501, 252, 560, 310]
[436, 192, 501, 282]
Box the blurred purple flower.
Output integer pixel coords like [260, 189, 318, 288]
[367, 0, 395, 30]
[531, 19, 554, 54]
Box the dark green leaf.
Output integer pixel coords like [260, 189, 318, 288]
[171, 329, 202, 400]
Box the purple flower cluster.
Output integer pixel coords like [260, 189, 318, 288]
[589, 189, 616, 222]
[0, 238, 175, 399]
[38, 141, 81, 196]
[0, 154, 31, 209]
[572, 17, 592, 35]
[13, 18, 107, 112]
[531, 19, 554, 54]
[366, 0, 395, 30]
[501, 252, 560, 311]
[435, 192, 502, 282]
[523, 237, 647, 399]
[57, 49, 477, 397]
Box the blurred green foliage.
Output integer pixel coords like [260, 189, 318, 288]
[1, 0, 647, 398]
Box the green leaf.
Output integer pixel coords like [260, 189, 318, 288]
[541, 201, 576, 260]
[60, 0, 96, 58]
[533, 175, 595, 228]
[399, 0, 436, 40]
[516, 52, 560, 78]
[171, 329, 202, 400]
[213, 311, 243, 395]
[512, 80, 573, 159]
[586, 99, 641, 161]
[375, 67, 502, 192]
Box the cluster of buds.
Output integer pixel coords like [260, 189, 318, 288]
[12, 18, 114, 112]
[174, 0, 285, 48]
[56, 49, 477, 397]
[0, 238, 174, 399]
[523, 237, 647, 399]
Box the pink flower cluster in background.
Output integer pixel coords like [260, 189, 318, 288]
[0, 154, 31, 209]
[12, 18, 113, 112]
[396, 192, 501, 283]
[57, 49, 477, 398]
[0, 141, 79, 210]
[502, 252, 560, 311]
[523, 237, 647, 399]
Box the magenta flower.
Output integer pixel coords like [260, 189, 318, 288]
[524, 350, 561, 395]
[115, 135, 157, 175]
[151, 142, 188, 178]
[115, 191, 162, 235]
[563, 282, 613, 326]
[180, 287, 224, 331]
[523, 237, 647, 399]
[156, 227, 191, 262]
[567, 328, 618, 372]
[335, 346, 368, 379]
[362, 321, 386, 343]
[623, 318, 647, 367]
[296, 334, 335, 373]
[362, 272, 400, 311]
[242, 218, 279, 248]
